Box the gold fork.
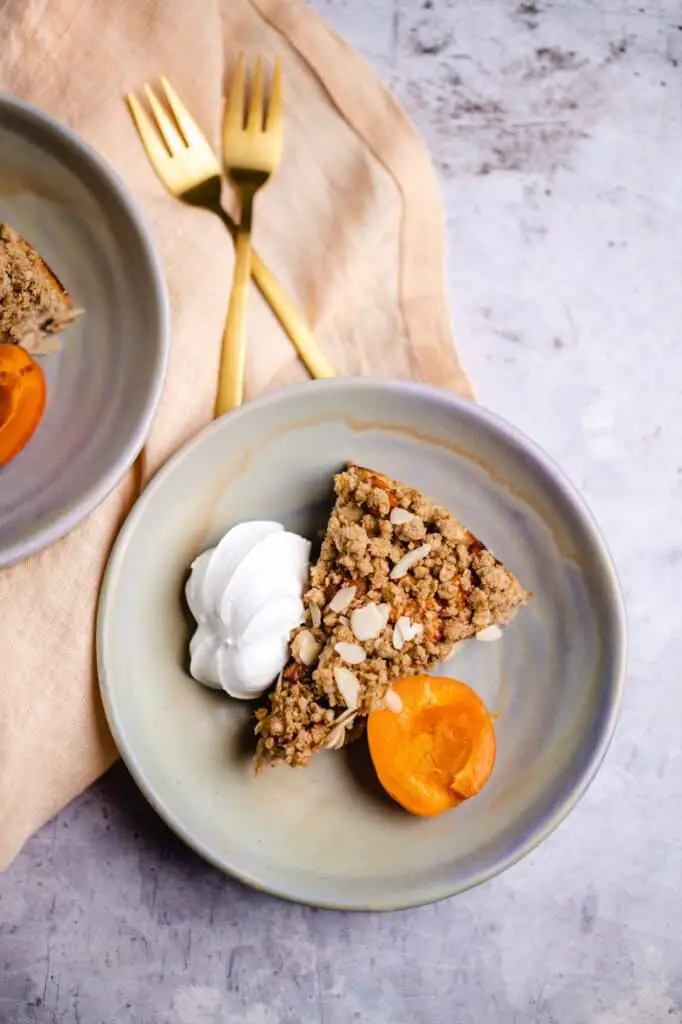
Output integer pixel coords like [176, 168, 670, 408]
[216, 54, 281, 413]
[126, 74, 336, 406]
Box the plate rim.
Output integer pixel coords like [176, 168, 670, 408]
[97, 377, 628, 911]
[0, 93, 170, 568]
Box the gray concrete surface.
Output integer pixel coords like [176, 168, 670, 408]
[2, 1, 682, 1021]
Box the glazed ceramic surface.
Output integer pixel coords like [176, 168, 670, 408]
[98, 379, 626, 910]
[0, 96, 169, 567]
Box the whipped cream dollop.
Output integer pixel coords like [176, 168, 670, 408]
[185, 521, 311, 699]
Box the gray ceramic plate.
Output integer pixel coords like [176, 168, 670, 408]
[98, 379, 626, 910]
[0, 96, 169, 568]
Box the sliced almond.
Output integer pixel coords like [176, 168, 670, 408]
[327, 585, 357, 613]
[476, 624, 503, 642]
[293, 629, 322, 666]
[323, 723, 347, 751]
[310, 603, 322, 629]
[334, 641, 367, 665]
[406, 618, 424, 641]
[389, 507, 414, 526]
[333, 666, 361, 709]
[390, 543, 432, 580]
[392, 615, 424, 650]
[392, 623, 406, 651]
[381, 688, 403, 714]
[321, 709, 356, 750]
[350, 602, 390, 642]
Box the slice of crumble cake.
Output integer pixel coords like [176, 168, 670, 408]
[255, 464, 530, 768]
[0, 223, 79, 353]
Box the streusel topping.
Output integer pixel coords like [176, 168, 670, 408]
[255, 465, 529, 767]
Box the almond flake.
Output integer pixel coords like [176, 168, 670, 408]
[334, 641, 366, 665]
[310, 603, 322, 628]
[476, 624, 503, 642]
[350, 602, 390, 642]
[323, 723, 347, 751]
[392, 615, 424, 650]
[382, 688, 403, 714]
[333, 666, 361, 709]
[389, 507, 414, 526]
[294, 630, 322, 666]
[390, 543, 431, 580]
[321, 709, 356, 750]
[327, 585, 356, 613]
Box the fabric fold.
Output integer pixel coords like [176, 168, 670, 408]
[0, 0, 471, 869]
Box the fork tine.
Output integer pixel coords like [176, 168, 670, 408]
[126, 92, 172, 173]
[264, 58, 283, 135]
[246, 56, 263, 132]
[143, 84, 185, 155]
[225, 53, 246, 133]
[158, 76, 207, 148]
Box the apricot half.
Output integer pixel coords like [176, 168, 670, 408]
[368, 675, 496, 817]
[0, 344, 46, 466]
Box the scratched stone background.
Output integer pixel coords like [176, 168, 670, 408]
[2, 1, 681, 1022]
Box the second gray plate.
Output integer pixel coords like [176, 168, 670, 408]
[0, 96, 169, 568]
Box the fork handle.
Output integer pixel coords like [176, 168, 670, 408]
[249, 253, 336, 379]
[215, 217, 253, 416]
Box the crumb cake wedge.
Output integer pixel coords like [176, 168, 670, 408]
[255, 465, 530, 768]
[0, 223, 80, 354]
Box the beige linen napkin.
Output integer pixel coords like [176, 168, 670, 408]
[0, 0, 472, 868]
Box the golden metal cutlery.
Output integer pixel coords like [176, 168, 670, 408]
[126, 72, 336, 408]
[215, 55, 282, 413]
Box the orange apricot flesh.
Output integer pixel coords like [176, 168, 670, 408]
[367, 675, 496, 817]
[0, 343, 46, 466]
